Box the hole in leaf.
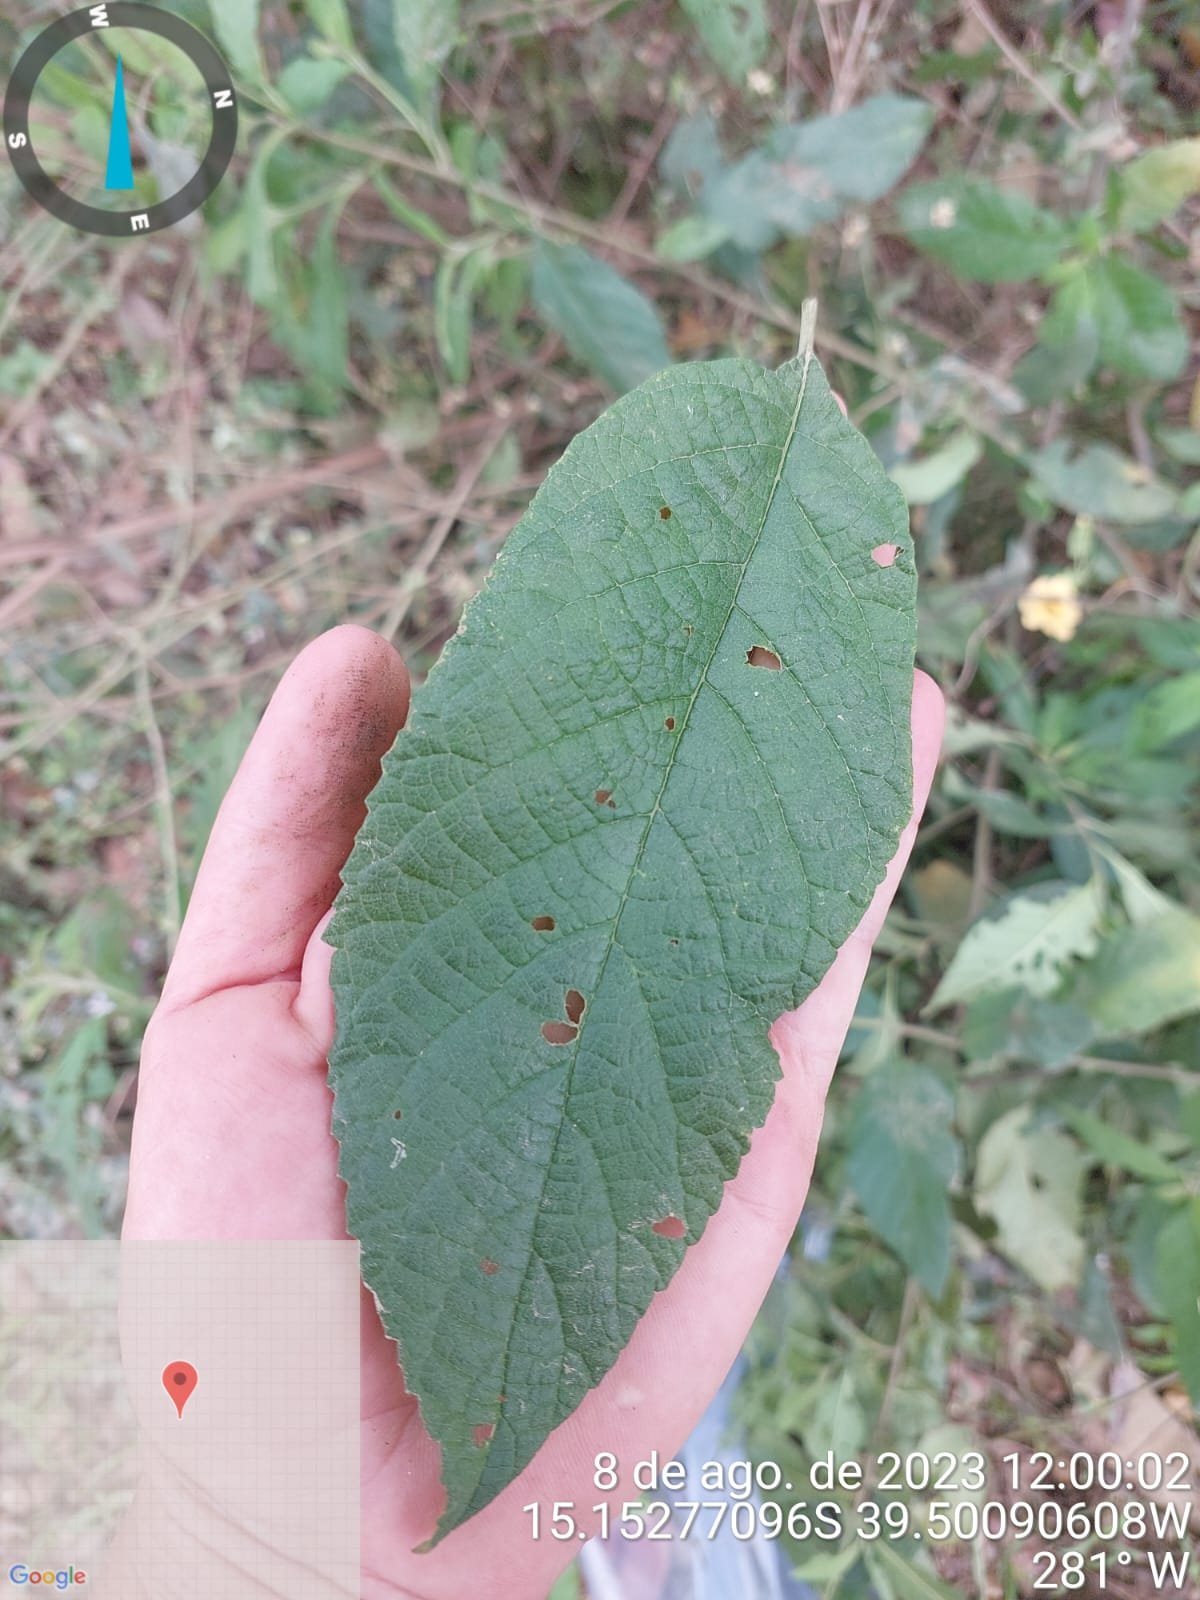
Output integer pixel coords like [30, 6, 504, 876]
[746, 645, 781, 670]
[481, 1258, 499, 1276]
[542, 1020, 578, 1045]
[664, 716, 676, 730]
[683, 624, 693, 636]
[531, 915, 556, 931]
[668, 937, 679, 947]
[652, 1215, 686, 1239]
[564, 989, 586, 1025]
[871, 543, 899, 567]
[594, 788, 612, 805]
[472, 1422, 495, 1447]
[659, 505, 672, 520]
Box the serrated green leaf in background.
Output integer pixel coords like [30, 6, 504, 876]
[974, 1110, 1085, 1292]
[1115, 137, 1200, 233]
[678, 0, 768, 85]
[927, 878, 1105, 1010]
[899, 179, 1072, 283]
[1028, 439, 1179, 524]
[703, 94, 933, 252]
[1077, 907, 1200, 1037]
[1037, 256, 1188, 383]
[531, 240, 672, 393]
[846, 1060, 958, 1296]
[206, 0, 265, 85]
[327, 331, 917, 1540]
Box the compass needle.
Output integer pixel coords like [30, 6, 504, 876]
[104, 55, 134, 190]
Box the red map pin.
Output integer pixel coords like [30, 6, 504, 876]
[162, 1361, 198, 1418]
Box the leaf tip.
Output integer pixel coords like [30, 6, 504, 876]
[798, 296, 819, 364]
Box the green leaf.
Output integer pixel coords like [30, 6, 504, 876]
[358, 0, 410, 90]
[1130, 671, 1200, 753]
[846, 1061, 958, 1296]
[1077, 907, 1200, 1037]
[326, 336, 917, 1540]
[678, 0, 768, 85]
[241, 134, 286, 305]
[373, 173, 451, 246]
[899, 179, 1072, 283]
[1038, 257, 1187, 383]
[1028, 439, 1179, 525]
[656, 214, 733, 263]
[207, 0, 265, 85]
[267, 203, 349, 411]
[1067, 1109, 1180, 1185]
[531, 241, 672, 393]
[962, 987, 1095, 1070]
[1086, 255, 1188, 380]
[1115, 137, 1200, 233]
[277, 55, 351, 113]
[1158, 427, 1200, 467]
[546, 1567, 582, 1600]
[392, 0, 459, 117]
[660, 111, 726, 199]
[1154, 1201, 1200, 1403]
[868, 1540, 964, 1600]
[974, 1110, 1085, 1292]
[434, 245, 495, 384]
[927, 878, 1105, 1011]
[305, 0, 354, 44]
[889, 429, 983, 506]
[704, 95, 933, 251]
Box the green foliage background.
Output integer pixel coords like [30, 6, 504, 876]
[1, 0, 1198, 1592]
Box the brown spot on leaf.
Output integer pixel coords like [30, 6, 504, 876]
[871, 543, 899, 567]
[746, 646, 781, 670]
[659, 506, 672, 520]
[664, 716, 676, 730]
[472, 1422, 495, 1447]
[565, 989, 586, 1025]
[481, 1258, 499, 1275]
[531, 915, 556, 931]
[393, 1109, 403, 1119]
[594, 789, 612, 805]
[542, 1021, 578, 1045]
[652, 1215, 686, 1239]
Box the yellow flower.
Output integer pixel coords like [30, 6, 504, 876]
[1018, 573, 1083, 642]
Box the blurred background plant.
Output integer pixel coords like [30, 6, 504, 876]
[1, 1, 1198, 1594]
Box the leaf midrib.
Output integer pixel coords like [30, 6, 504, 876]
[471, 350, 814, 1517]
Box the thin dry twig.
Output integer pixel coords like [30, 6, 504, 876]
[379, 421, 512, 642]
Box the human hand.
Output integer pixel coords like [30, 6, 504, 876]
[124, 622, 944, 1600]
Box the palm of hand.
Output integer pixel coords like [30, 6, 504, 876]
[124, 625, 943, 1600]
